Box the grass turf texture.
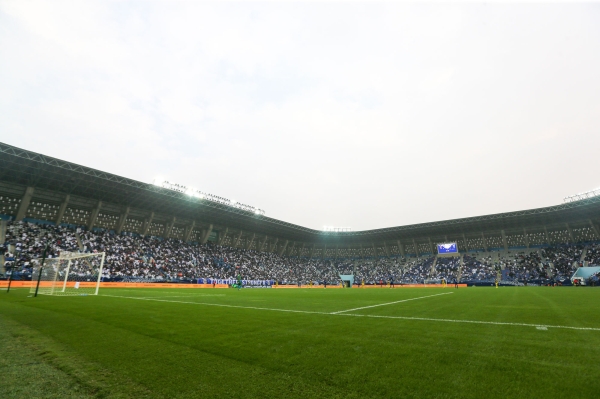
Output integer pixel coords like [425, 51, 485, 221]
[1, 287, 599, 398]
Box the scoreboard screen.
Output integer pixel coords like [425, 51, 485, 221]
[437, 243, 458, 254]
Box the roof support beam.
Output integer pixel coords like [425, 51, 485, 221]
[234, 230, 243, 247]
[321, 244, 326, 259]
[164, 216, 176, 238]
[523, 228, 530, 249]
[428, 237, 434, 254]
[115, 206, 130, 235]
[397, 240, 405, 258]
[462, 233, 469, 253]
[246, 232, 256, 250]
[184, 220, 195, 242]
[202, 224, 213, 244]
[481, 232, 489, 252]
[142, 212, 154, 236]
[501, 230, 508, 251]
[279, 240, 289, 256]
[0, 220, 6, 245]
[259, 235, 269, 252]
[15, 186, 34, 221]
[269, 238, 278, 253]
[55, 194, 70, 225]
[309, 243, 315, 258]
[544, 226, 551, 245]
[87, 201, 102, 231]
[286, 241, 296, 256]
[565, 223, 574, 243]
[384, 242, 391, 257]
[589, 220, 600, 240]
[218, 228, 228, 245]
[413, 239, 419, 257]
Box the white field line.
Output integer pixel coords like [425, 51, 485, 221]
[101, 294, 329, 315]
[334, 313, 600, 332]
[99, 294, 600, 332]
[329, 292, 453, 314]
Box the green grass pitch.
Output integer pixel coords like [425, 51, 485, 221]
[1, 287, 599, 398]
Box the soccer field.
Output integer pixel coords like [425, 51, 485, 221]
[1, 287, 599, 398]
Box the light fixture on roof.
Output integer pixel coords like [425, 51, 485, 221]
[563, 187, 600, 203]
[323, 226, 352, 232]
[151, 178, 265, 216]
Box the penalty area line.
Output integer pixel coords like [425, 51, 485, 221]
[330, 292, 453, 314]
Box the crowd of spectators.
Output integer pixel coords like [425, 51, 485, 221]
[1, 221, 598, 286]
[584, 244, 600, 266]
[501, 251, 544, 282]
[541, 245, 584, 280]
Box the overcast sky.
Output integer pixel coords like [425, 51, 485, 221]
[1, 1, 599, 231]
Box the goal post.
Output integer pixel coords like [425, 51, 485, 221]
[30, 252, 105, 296]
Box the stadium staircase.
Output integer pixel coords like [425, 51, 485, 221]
[457, 254, 464, 282]
[428, 256, 437, 278]
[75, 231, 86, 252]
[580, 247, 588, 267]
[0, 220, 5, 274]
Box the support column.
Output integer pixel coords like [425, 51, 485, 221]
[218, 228, 229, 245]
[523, 228, 530, 249]
[279, 240, 289, 256]
[372, 243, 378, 258]
[481, 232, 489, 252]
[462, 233, 469, 253]
[287, 241, 296, 256]
[15, 186, 35, 221]
[383, 243, 390, 257]
[55, 194, 70, 225]
[543, 226, 551, 245]
[163, 216, 176, 238]
[246, 233, 256, 250]
[202, 224, 214, 244]
[397, 240, 405, 258]
[309, 244, 315, 258]
[270, 238, 279, 253]
[428, 237, 435, 254]
[299, 243, 305, 258]
[589, 220, 600, 240]
[565, 223, 574, 243]
[0, 220, 6, 245]
[234, 230, 243, 247]
[87, 201, 102, 231]
[115, 206, 130, 235]
[501, 230, 508, 251]
[184, 220, 196, 242]
[142, 212, 154, 236]
[259, 235, 269, 252]
[413, 239, 420, 257]
[321, 244, 326, 259]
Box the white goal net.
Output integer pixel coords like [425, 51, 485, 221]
[30, 252, 105, 296]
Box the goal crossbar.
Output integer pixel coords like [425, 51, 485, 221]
[30, 252, 106, 296]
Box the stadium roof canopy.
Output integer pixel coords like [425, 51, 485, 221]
[1, 142, 599, 252]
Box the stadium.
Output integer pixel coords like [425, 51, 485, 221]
[1, 141, 600, 398]
[2, 2, 600, 398]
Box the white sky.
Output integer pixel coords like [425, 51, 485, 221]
[1, 1, 599, 231]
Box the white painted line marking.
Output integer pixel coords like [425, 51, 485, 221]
[335, 313, 600, 331]
[100, 294, 600, 332]
[101, 294, 329, 315]
[330, 292, 453, 314]
[536, 326, 548, 330]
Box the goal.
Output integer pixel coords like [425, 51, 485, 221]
[30, 252, 106, 296]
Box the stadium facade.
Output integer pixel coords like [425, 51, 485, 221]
[1, 141, 599, 258]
